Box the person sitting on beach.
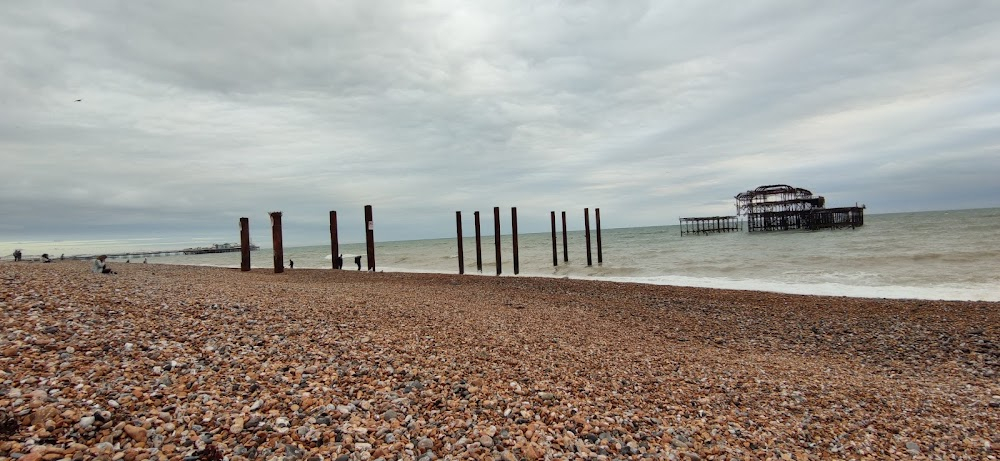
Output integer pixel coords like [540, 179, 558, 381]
[91, 255, 116, 274]
[41, 253, 52, 263]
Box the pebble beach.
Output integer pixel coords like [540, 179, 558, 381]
[1, 261, 997, 460]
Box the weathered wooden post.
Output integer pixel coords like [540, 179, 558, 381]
[456, 211, 464, 275]
[364, 205, 375, 271]
[474, 211, 483, 273]
[270, 211, 284, 273]
[511, 207, 519, 275]
[329, 211, 339, 269]
[240, 217, 251, 271]
[584, 208, 592, 267]
[596, 208, 603, 264]
[493, 207, 502, 275]
[561, 211, 568, 262]
[550, 211, 558, 267]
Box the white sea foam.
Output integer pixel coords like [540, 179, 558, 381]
[597, 275, 1000, 302]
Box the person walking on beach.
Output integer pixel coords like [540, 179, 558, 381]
[354, 255, 362, 271]
[289, 259, 294, 269]
[91, 255, 116, 274]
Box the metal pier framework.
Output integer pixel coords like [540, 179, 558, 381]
[735, 184, 864, 232]
[679, 216, 742, 235]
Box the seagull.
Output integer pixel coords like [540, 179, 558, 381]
[75, 99, 82, 102]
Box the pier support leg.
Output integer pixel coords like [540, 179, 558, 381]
[494, 207, 502, 275]
[474, 211, 483, 273]
[364, 205, 375, 271]
[240, 217, 250, 272]
[550, 211, 558, 267]
[585, 208, 592, 267]
[512, 207, 519, 275]
[269, 212, 284, 274]
[330, 211, 339, 269]
[456, 211, 464, 275]
[596, 208, 602, 264]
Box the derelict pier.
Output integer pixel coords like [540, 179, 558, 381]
[735, 184, 865, 231]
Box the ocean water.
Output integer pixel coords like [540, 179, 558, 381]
[5, 209, 999, 301]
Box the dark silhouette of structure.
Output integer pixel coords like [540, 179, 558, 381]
[679, 216, 741, 235]
[735, 184, 864, 231]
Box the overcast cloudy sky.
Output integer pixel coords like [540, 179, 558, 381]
[2, 1, 999, 248]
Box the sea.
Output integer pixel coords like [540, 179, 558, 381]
[4, 208, 999, 302]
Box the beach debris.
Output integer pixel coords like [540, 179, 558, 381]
[0, 410, 18, 437]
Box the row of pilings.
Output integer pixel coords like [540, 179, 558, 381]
[238, 205, 602, 275]
[454, 207, 602, 275]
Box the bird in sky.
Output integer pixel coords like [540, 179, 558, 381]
[75, 99, 82, 102]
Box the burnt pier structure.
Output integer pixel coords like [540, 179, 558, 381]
[735, 184, 864, 232]
[679, 216, 741, 235]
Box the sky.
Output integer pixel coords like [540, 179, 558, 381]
[2, 1, 999, 250]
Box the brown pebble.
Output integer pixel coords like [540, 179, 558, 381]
[123, 424, 146, 443]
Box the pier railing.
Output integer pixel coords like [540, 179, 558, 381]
[680, 216, 741, 235]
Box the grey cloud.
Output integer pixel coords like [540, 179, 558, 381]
[2, 1, 999, 248]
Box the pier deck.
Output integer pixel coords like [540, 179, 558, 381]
[680, 216, 742, 235]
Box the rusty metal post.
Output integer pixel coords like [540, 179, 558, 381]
[240, 217, 251, 271]
[364, 205, 375, 271]
[596, 208, 603, 264]
[561, 211, 568, 262]
[550, 211, 558, 267]
[493, 206, 501, 275]
[270, 211, 284, 273]
[330, 211, 339, 269]
[511, 207, 519, 275]
[474, 211, 483, 273]
[456, 211, 464, 275]
[584, 208, 592, 267]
